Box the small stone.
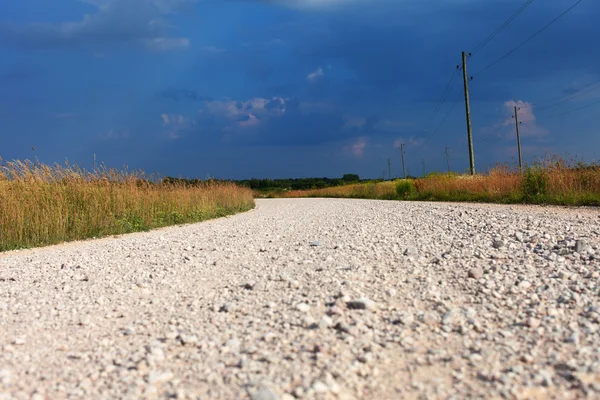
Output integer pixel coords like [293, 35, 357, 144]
[123, 326, 136, 336]
[288, 280, 300, 289]
[219, 303, 235, 313]
[244, 281, 257, 290]
[576, 240, 586, 253]
[12, 338, 25, 346]
[310, 241, 321, 247]
[492, 240, 504, 249]
[468, 267, 484, 280]
[295, 303, 310, 313]
[319, 316, 333, 329]
[395, 312, 415, 326]
[147, 371, 173, 385]
[519, 281, 532, 290]
[521, 354, 535, 363]
[404, 247, 418, 256]
[346, 297, 377, 311]
[526, 317, 541, 328]
[225, 338, 241, 352]
[312, 381, 329, 393]
[251, 386, 280, 400]
[179, 335, 199, 346]
[515, 232, 524, 242]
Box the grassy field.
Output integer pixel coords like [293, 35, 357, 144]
[271, 157, 600, 206]
[0, 159, 254, 251]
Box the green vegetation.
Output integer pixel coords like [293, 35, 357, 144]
[0, 159, 255, 251]
[273, 156, 600, 207]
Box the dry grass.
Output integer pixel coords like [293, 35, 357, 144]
[282, 181, 398, 200]
[0, 159, 254, 251]
[273, 156, 600, 206]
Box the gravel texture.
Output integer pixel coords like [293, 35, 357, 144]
[1, 198, 600, 399]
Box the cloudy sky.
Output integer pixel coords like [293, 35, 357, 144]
[1, 0, 599, 179]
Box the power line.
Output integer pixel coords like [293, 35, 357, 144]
[536, 83, 600, 113]
[420, 68, 461, 133]
[418, 91, 463, 148]
[470, 0, 534, 56]
[472, 0, 584, 77]
[479, 115, 513, 143]
[532, 78, 600, 106]
[540, 98, 600, 120]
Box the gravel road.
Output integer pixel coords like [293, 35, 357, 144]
[2, 198, 600, 400]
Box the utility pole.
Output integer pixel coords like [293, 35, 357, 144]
[514, 106, 523, 173]
[422, 158, 426, 177]
[94, 153, 97, 171]
[445, 147, 451, 173]
[462, 51, 475, 175]
[399, 143, 407, 179]
[388, 158, 391, 180]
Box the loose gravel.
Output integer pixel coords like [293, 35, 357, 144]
[1, 198, 600, 399]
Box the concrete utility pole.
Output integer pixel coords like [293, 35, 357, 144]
[445, 147, 451, 172]
[514, 105, 523, 173]
[399, 144, 407, 179]
[422, 158, 426, 177]
[462, 51, 475, 175]
[388, 158, 391, 180]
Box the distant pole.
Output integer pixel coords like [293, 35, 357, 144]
[399, 143, 407, 179]
[94, 153, 97, 171]
[388, 158, 391, 180]
[422, 158, 426, 177]
[462, 51, 475, 175]
[445, 147, 451, 172]
[514, 105, 523, 173]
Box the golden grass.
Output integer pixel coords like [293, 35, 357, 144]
[271, 156, 600, 206]
[282, 180, 398, 200]
[0, 159, 254, 251]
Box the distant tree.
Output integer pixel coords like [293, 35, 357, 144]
[342, 174, 359, 182]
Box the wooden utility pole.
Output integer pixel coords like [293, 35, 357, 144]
[387, 158, 391, 180]
[514, 105, 523, 173]
[462, 52, 475, 175]
[399, 144, 406, 179]
[445, 147, 451, 172]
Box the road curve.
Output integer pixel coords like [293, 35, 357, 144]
[1, 198, 600, 399]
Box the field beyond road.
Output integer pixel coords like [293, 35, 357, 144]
[1, 199, 600, 399]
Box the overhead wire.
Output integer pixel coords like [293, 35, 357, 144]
[418, 92, 463, 148]
[472, 0, 584, 77]
[535, 83, 600, 113]
[539, 98, 600, 120]
[531, 78, 600, 107]
[470, 0, 534, 56]
[420, 68, 461, 134]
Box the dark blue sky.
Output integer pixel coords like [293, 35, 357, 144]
[1, 0, 599, 179]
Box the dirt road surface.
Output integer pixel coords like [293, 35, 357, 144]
[2, 199, 600, 399]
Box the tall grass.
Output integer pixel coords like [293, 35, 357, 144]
[0, 159, 254, 251]
[276, 156, 600, 206]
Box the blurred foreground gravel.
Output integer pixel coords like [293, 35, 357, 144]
[2, 198, 600, 400]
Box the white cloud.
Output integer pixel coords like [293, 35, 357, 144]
[503, 100, 548, 138]
[202, 45, 227, 53]
[201, 97, 288, 124]
[0, 0, 194, 51]
[350, 138, 366, 157]
[341, 117, 366, 130]
[306, 67, 324, 83]
[161, 113, 194, 139]
[145, 37, 189, 52]
[373, 119, 415, 133]
[393, 137, 424, 148]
